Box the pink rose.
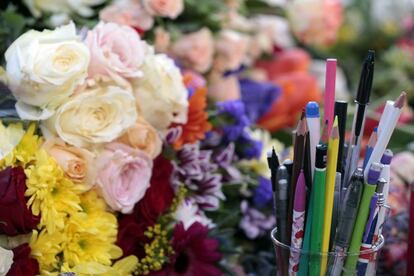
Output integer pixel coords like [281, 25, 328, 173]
[142, 0, 184, 19]
[99, 0, 154, 31]
[171, 28, 214, 73]
[116, 117, 162, 159]
[287, 0, 343, 47]
[95, 143, 153, 214]
[43, 139, 95, 187]
[214, 30, 248, 72]
[86, 22, 149, 85]
[208, 73, 241, 102]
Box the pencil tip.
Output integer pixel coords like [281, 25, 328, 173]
[394, 91, 406, 108]
[333, 116, 338, 127]
[331, 123, 339, 139]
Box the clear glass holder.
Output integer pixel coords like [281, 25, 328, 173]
[270, 228, 384, 276]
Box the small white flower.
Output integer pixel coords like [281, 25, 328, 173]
[0, 246, 13, 276]
[174, 199, 215, 230]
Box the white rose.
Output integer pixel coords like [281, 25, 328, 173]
[5, 22, 90, 120]
[0, 246, 13, 276]
[25, 0, 105, 18]
[45, 84, 137, 148]
[133, 54, 188, 133]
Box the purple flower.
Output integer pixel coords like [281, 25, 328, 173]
[239, 78, 281, 123]
[236, 130, 263, 160]
[253, 177, 273, 208]
[216, 100, 250, 141]
[173, 144, 224, 211]
[239, 200, 276, 239]
[214, 143, 242, 182]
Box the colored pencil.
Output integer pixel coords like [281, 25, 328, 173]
[320, 117, 340, 275]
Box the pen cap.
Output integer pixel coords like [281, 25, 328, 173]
[356, 50, 375, 104]
[278, 179, 288, 200]
[315, 144, 328, 169]
[380, 149, 393, 165]
[376, 178, 386, 193]
[276, 165, 288, 182]
[306, 102, 319, 118]
[367, 163, 383, 184]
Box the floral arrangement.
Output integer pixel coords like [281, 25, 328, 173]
[0, 0, 413, 275]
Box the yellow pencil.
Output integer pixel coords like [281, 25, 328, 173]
[320, 116, 339, 276]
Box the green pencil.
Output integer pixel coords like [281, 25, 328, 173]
[309, 144, 328, 276]
[342, 163, 382, 275]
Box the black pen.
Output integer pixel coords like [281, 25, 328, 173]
[344, 50, 375, 185]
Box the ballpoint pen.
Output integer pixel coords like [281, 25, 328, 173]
[328, 168, 364, 276]
[343, 51, 375, 185]
[360, 178, 387, 276]
[344, 163, 382, 275]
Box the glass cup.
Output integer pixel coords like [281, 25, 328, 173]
[270, 228, 384, 276]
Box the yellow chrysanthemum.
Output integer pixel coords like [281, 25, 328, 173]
[30, 229, 65, 272]
[60, 255, 138, 276]
[61, 191, 122, 267]
[25, 149, 84, 233]
[0, 123, 41, 169]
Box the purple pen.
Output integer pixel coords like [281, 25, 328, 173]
[363, 194, 378, 241]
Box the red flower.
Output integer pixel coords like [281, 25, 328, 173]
[0, 167, 39, 236]
[151, 222, 222, 276]
[255, 49, 322, 131]
[117, 156, 175, 257]
[7, 243, 39, 276]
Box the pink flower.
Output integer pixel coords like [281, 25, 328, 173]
[99, 0, 154, 31]
[86, 22, 149, 85]
[95, 143, 153, 214]
[287, 0, 343, 47]
[214, 30, 249, 72]
[171, 28, 214, 73]
[142, 0, 184, 19]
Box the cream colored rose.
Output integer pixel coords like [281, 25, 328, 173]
[45, 84, 137, 148]
[171, 28, 214, 73]
[117, 117, 162, 159]
[43, 138, 95, 186]
[5, 22, 90, 120]
[133, 54, 188, 133]
[0, 246, 13, 276]
[142, 0, 183, 19]
[25, 0, 105, 18]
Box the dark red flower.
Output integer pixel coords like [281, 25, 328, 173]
[151, 222, 222, 276]
[7, 243, 39, 276]
[0, 167, 39, 235]
[117, 156, 175, 256]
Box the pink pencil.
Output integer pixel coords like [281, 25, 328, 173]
[289, 170, 306, 274]
[324, 59, 337, 134]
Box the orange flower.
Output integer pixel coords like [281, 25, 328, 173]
[173, 88, 212, 149]
[255, 49, 321, 131]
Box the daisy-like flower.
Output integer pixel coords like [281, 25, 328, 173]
[174, 199, 214, 230]
[173, 144, 224, 211]
[25, 149, 84, 233]
[30, 229, 65, 272]
[0, 123, 41, 169]
[61, 191, 122, 267]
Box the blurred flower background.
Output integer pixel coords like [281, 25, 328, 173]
[0, 0, 413, 275]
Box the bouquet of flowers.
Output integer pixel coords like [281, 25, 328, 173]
[1, 0, 414, 275]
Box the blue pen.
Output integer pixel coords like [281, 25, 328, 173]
[356, 179, 386, 275]
[363, 127, 377, 169]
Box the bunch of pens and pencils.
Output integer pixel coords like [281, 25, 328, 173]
[269, 51, 407, 276]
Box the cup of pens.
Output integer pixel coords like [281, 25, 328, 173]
[267, 52, 405, 276]
[271, 227, 385, 276]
